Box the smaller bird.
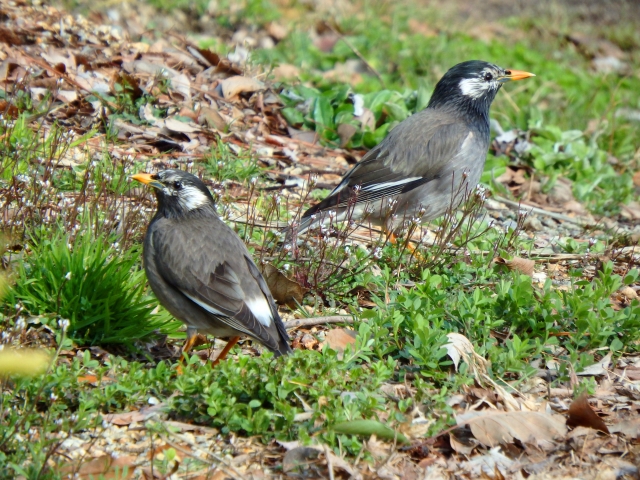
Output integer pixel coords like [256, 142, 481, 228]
[283, 60, 535, 244]
[133, 169, 291, 364]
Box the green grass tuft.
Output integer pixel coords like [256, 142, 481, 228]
[9, 227, 178, 347]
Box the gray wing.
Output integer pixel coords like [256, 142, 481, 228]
[151, 220, 286, 351]
[302, 110, 476, 215]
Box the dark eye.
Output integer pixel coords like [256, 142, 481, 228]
[483, 72, 494, 82]
[173, 181, 182, 190]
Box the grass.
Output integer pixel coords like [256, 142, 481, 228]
[8, 228, 177, 347]
[2, 0, 640, 476]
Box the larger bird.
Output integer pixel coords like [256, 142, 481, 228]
[133, 169, 291, 364]
[285, 61, 534, 241]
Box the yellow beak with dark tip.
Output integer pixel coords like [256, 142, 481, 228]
[501, 69, 536, 82]
[132, 173, 165, 190]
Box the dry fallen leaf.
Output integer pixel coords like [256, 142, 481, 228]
[271, 64, 300, 81]
[576, 351, 612, 376]
[219, 76, 264, 100]
[444, 332, 487, 375]
[337, 123, 357, 148]
[449, 429, 478, 454]
[566, 392, 610, 434]
[495, 256, 535, 277]
[323, 328, 356, 356]
[199, 106, 228, 131]
[609, 418, 640, 438]
[456, 410, 567, 449]
[103, 404, 165, 426]
[259, 263, 307, 308]
[61, 454, 137, 479]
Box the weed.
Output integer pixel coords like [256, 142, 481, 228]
[8, 228, 178, 346]
[205, 142, 262, 183]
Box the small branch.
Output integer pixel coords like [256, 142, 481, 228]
[493, 196, 595, 227]
[284, 315, 354, 330]
[324, 444, 336, 480]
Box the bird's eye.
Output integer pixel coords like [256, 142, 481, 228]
[483, 72, 494, 82]
[173, 181, 182, 190]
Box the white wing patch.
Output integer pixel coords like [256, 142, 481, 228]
[245, 297, 273, 327]
[183, 291, 272, 331]
[459, 78, 492, 99]
[361, 177, 422, 192]
[177, 185, 210, 211]
[183, 292, 227, 317]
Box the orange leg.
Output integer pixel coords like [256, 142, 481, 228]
[181, 333, 199, 357]
[210, 336, 241, 367]
[177, 329, 205, 374]
[387, 231, 422, 259]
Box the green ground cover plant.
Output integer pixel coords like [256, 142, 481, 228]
[1, 0, 639, 476]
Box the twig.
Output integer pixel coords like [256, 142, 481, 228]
[493, 195, 595, 227]
[326, 24, 386, 88]
[529, 246, 640, 263]
[324, 444, 336, 480]
[284, 315, 354, 330]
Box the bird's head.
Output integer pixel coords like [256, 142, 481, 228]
[132, 169, 215, 217]
[428, 60, 535, 114]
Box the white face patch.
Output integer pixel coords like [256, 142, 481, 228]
[458, 77, 496, 99]
[176, 184, 210, 212]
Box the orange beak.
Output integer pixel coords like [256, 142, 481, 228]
[502, 69, 536, 82]
[132, 173, 164, 190]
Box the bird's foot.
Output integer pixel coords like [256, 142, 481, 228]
[210, 336, 241, 367]
[387, 232, 425, 261]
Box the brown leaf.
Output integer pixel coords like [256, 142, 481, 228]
[259, 263, 307, 308]
[103, 403, 165, 426]
[609, 418, 640, 438]
[449, 429, 478, 454]
[632, 171, 640, 187]
[299, 333, 318, 350]
[0, 27, 23, 46]
[103, 410, 148, 426]
[112, 72, 143, 101]
[219, 76, 264, 100]
[61, 455, 136, 478]
[567, 392, 610, 434]
[266, 22, 288, 41]
[614, 366, 640, 381]
[620, 201, 640, 220]
[199, 106, 227, 131]
[337, 123, 357, 148]
[495, 167, 527, 185]
[188, 46, 221, 67]
[0, 100, 19, 119]
[168, 72, 191, 103]
[495, 256, 535, 277]
[77, 374, 113, 385]
[163, 117, 200, 134]
[287, 126, 318, 144]
[323, 328, 356, 354]
[271, 64, 300, 81]
[457, 410, 567, 449]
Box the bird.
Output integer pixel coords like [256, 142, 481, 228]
[132, 169, 292, 365]
[284, 60, 535, 244]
